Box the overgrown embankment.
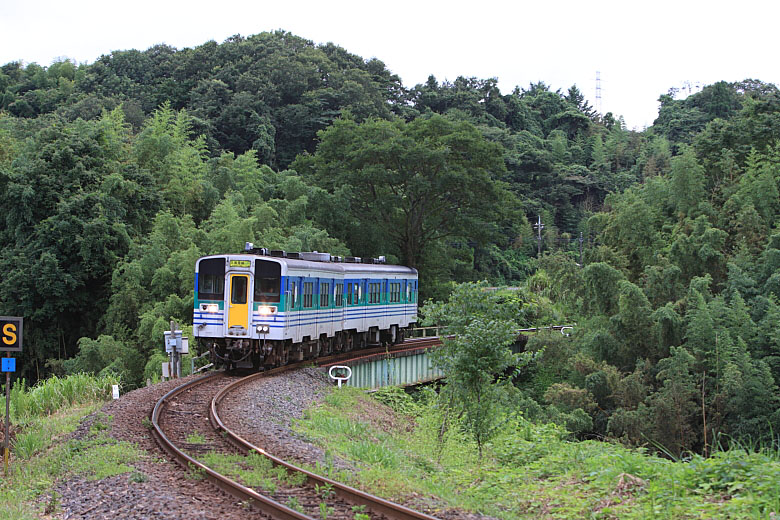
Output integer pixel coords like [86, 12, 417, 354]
[294, 385, 780, 519]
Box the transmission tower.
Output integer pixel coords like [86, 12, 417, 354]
[595, 71, 602, 114]
[681, 80, 702, 96]
[672, 80, 703, 98]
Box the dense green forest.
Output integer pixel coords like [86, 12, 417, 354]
[1, 30, 779, 456]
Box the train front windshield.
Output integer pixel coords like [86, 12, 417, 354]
[198, 258, 225, 300]
[254, 260, 281, 303]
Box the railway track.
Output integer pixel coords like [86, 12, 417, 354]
[150, 341, 442, 520]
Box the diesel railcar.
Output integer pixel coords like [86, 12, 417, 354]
[193, 247, 418, 369]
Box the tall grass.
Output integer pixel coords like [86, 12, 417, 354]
[6, 372, 119, 422]
[294, 385, 780, 519]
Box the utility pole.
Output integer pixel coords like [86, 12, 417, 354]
[533, 215, 544, 257]
[579, 232, 584, 267]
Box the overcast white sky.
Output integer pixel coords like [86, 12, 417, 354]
[1, 0, 777, 129]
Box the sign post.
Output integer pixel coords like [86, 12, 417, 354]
[167, 321, 179, 379]
[1, 316, 22, 477]
[4, 352, 10, 476]
[328, 365, 353, 388]
[164, 323, 188, 379]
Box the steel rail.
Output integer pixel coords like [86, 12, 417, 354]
[150, 372, 315, 520]
[211, 364, 441, 520]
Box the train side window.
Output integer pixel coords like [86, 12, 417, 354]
[389, 282, 400, 303]
[335, 284, 343, 307]
[303, 282, 313, 308]
[358, 283, 363, 304]
[369, 282, 381, 304]
[347, 283, 353, 305]
[320, 282, 330, 307]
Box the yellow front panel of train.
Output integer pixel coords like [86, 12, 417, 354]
[228, 274, 250, 330]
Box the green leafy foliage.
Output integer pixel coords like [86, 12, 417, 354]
[295, 115, 527, 297]
[63, 335, 145, 388]
[2, 31, 780, 461]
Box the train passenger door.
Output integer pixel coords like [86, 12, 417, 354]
[402, 280, 408, 319]
[285, 277, 300, 342]
[228, 274, 250, 331]
[286, 277, 298, 312]
[335, 282, 345, 330]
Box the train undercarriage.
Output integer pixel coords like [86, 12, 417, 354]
[201, 325, 409, 370]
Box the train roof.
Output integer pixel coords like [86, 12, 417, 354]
[196, 253, 417, 276]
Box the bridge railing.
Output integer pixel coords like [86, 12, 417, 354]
[410, 326, 441, 338]
[411, 325, 575, 338]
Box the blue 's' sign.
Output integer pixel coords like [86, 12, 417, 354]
[1, 358, 15, 372]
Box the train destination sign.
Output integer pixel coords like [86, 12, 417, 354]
[0, 317, 22, 352]
[230, 260, 251, 268]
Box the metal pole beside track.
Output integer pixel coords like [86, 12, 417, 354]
[4, 352, 10, 476]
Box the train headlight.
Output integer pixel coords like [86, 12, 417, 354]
[256, 324, 270, 334]
[202, 304, 219, 313]
[258, 305, 275, 315]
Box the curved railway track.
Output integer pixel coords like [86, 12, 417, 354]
[150, 340, 442, 520]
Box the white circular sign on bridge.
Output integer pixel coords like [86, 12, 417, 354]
[328, 365, 352, 388]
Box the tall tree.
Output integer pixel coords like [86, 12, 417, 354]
[669, 147, 707, 218]
[423, 283, 532, 458]
[295, 114, 517, 271]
